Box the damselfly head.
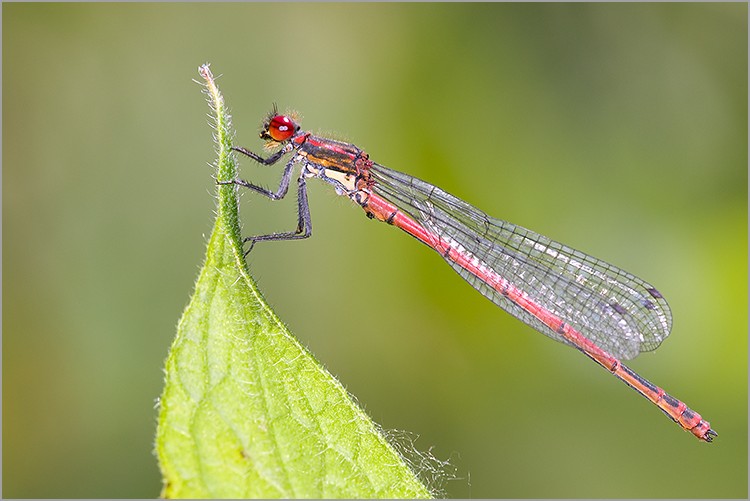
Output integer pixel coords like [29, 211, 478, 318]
[260, 105, 301, 147]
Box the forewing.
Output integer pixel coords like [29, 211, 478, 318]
[370, 164, 672, 360]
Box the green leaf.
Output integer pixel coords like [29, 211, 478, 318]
[155, 64, 432, 499]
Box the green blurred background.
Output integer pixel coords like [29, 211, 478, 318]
[3, 3, 747, 498]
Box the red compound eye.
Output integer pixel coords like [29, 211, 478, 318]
[267, 115, 297, 142]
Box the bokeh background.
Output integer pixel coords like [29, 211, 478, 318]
[4, 3, 747, 498]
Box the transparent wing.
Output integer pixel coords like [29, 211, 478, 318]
[370, 164, 672, 360]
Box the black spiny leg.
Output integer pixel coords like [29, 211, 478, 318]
[219, 146, 313, 255]
[240, 174, 312, 256]
[231, 145, 287, 166]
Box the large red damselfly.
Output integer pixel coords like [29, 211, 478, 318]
[223, 107, 716, 442]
